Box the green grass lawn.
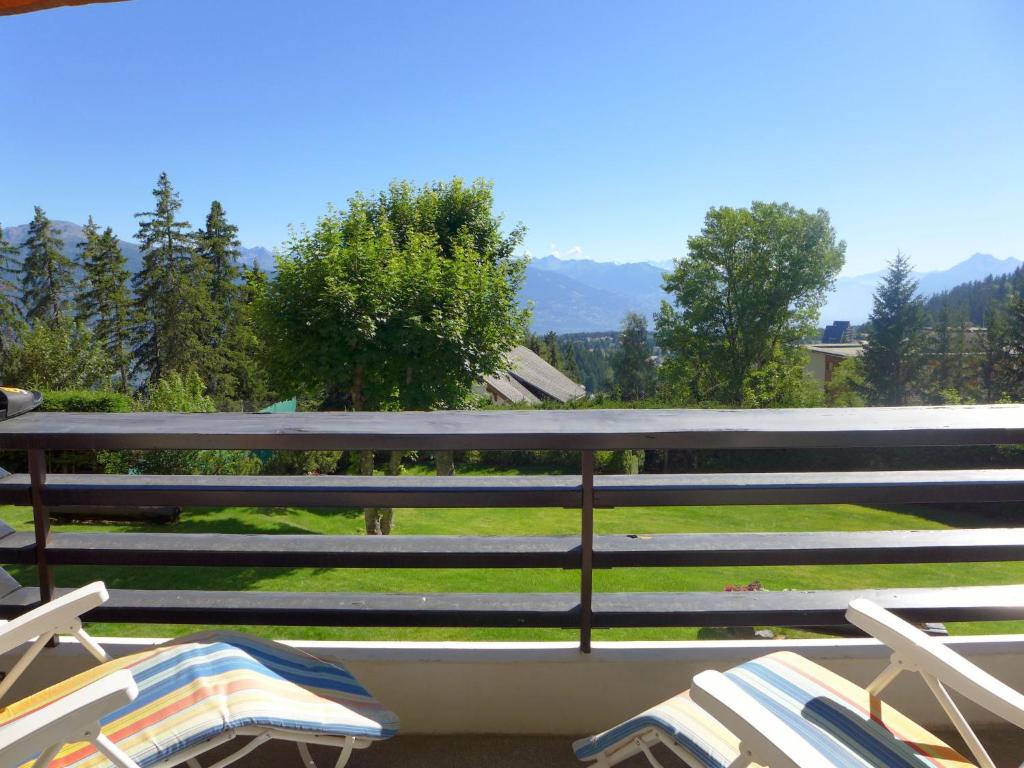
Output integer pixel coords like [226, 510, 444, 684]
[2, 485, 1022, 641]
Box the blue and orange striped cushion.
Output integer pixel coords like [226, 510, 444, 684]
[574, 651, 974, 767]
[5, 632, 398, 768]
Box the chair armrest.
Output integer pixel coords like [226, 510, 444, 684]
[0, 669, 137, 766]
[0, 582, 108, 655]
[690, 670, 831, 768]
[846, 598, 1024, 729]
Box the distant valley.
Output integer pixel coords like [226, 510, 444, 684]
[3, 220, 1018, 334]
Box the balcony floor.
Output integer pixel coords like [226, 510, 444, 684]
[220, 728, 1024, 767]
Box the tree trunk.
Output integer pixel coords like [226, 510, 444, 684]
[435, 450, 454, 476]
[360, 449, 380, 535]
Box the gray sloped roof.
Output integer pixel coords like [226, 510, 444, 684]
[482, 371, 542, 405]
[505, 346, 586, 403]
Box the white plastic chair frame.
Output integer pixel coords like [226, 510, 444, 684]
[0, 582, 370, 768]
[689, 598, 1024, 768]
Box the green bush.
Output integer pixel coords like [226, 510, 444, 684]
[40, 390, 133, 413]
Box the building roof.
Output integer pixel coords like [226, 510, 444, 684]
[483, 346, 586, 404]
[821, 321, 851, 344]
[804, 343, 865, 359]
[482, 372, 543, 405]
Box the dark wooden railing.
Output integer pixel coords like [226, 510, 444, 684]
[2, 405, 1024, 652]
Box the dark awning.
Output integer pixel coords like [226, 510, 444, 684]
[0, 0, 126, 15]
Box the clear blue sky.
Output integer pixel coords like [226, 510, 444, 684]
[2, 0, 1021, 275]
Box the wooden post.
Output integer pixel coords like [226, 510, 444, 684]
[28, 449, 55, 607]
[580, 450, 594, 653]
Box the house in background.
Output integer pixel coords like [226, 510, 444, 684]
[475, 345, 586, 405]
[804, 342, 865, 383]
[821, 320, 854, 343]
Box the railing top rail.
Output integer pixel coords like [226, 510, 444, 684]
[4, 405, 1024, 450]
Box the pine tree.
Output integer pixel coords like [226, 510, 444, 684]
[74, 216, 100, 324]
[76, 219, 133, 392]
[132, 172, 218, 386]
[0, 222, 23, 360]
[543, 330, 563, 370]
[20, 207, 74, 327]
[996, 292, 1024, 401]
[862, 252, 928, 406]
[195, 201, 244, 400]
[612, 312, 657, 401]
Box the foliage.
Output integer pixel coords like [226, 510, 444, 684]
[925, 268, 1018, 327]
[656, 202, 845, 406]
[101, 371, 262, 476]
[611, 312, 656, 401]
[862, 252, 928, 405]
[20, 206, 74, 327]
[132, 173, 220, 386]
[256, 178, 528, 412]
[75, 219, 133, 392]
[993, 292, 1024, 402]
[196, 200, 259, 403]
[824, 358, 866, 407]
[924, 298, 977, 404]
[1, 316, 112, 390]
[39, 389, 133, 412]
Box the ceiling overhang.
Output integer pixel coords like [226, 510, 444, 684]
[1, 0, 127, 15]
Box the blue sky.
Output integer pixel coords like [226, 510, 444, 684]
[2, 0, 1021, 275]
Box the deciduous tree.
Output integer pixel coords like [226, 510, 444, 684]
[656, 202, 845, 406]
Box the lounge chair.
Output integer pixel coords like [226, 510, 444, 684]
[574, 598, 1018, 768]
[0, 582, 399, 768]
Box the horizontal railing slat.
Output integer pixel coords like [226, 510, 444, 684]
[4, 405, 1024, 450]
[4, 468, 1024, 510]
[595, 469, 1024, 507]
[31, 473, 581, 509]
[0, 587, 581, 628]
[594, 528, 1024, 567]
[0, 584, 1018, 629]
[37, 532, 580, 568]
[0, 528, 1020, 570]
[592, 584, 1024, 628]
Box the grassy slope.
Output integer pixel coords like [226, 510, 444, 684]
[1, 480, 1022, 640]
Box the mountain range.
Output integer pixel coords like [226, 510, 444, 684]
[0, 220, 272, 275]
[523, 252, 1022, 333]
[3, 220, 1019, 333]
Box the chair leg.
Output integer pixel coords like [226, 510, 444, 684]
[31, 742, 64, 768]
[298, 742, 319, 768]
[334, 738, 355, 768]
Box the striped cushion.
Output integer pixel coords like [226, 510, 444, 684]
[574, 651, 974, 768]
[5, 632, 399, 768]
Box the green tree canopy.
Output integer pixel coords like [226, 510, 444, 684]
[862, 252, 928, 406]
[656, 202, 845, 406]
[256, 178, 528, 412]
[20, 206, 74, 327]
[612, 312, 656, 401]
[2, 316, 111, 390]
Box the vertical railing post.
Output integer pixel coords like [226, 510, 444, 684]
[580, 450, 594, 653]
[28, 449, 54, 606]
